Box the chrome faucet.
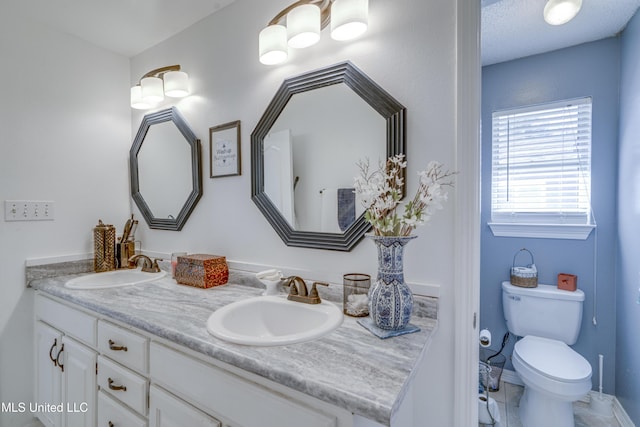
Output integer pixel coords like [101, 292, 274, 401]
[283, 276, 328, 304]
[128, 254, 162, 273]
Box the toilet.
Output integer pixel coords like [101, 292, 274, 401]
[502, 281, 592, 427]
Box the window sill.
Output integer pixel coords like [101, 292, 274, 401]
[488, 222, 596, 240]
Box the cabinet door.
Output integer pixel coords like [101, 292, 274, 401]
[62, 336, 97, 427]
[149, 385, 220, 427]
[35, 321, 63, 427]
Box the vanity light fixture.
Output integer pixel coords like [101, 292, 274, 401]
[543, 0, 582, 25]
[259, 0, 368, 65]
[130, 65, 190, 110]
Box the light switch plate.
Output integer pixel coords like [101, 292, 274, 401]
[4, 200, 55, 221]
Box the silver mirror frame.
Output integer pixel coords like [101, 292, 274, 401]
[251, 62, 406, 251]
[130, 107, 202, 231]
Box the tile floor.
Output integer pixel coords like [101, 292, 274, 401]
[479, 381, 622, 427]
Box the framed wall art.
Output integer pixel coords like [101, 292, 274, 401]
[209, 120, 241, 178]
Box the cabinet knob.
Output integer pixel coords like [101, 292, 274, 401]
[108, 339, 128, 352]
[108, 422, 114, 427]
[107, 377, 127, 392]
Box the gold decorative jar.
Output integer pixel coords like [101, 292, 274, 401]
[93, 220, 116, 272]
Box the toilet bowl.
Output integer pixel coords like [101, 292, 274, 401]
[513, 336, 592, 427]
[502, 282, 591, 427]
[502, 282, 593, 427]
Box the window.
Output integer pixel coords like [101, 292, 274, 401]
[489, 98, 595, 239]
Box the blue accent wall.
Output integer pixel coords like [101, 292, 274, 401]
[617, 8, 640, 425]
[481, 38, 620, 394]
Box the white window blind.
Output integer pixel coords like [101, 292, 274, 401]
[491, 98, 592, 226]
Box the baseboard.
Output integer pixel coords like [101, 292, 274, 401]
[499, 368, 523, 386]
[501, 370, 636, 427]
[613, 397, 636, 427]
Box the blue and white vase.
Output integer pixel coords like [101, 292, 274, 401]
[368, 234, 417, 330]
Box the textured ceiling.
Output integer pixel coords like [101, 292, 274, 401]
[482, 0, 640, 65]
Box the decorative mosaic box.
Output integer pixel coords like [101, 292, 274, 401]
[175, 254, 228, 288]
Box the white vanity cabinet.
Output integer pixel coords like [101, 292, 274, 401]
[35, 297, 98, 427]
[35, 292, 384, 427]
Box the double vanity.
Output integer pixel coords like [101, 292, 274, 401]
[30, 264, 437, 427]
[25, 60, 437, 427]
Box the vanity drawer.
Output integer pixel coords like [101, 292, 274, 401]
[150, 342, 335, 427]
[97, 390, 147, 427]
[149, 385, 221, 427]
[98, 355, 148, 416]
[35, 294, 96, 346]
[98, 320, 149, 373]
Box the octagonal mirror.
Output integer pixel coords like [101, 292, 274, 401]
[130, 107, 202, 231]
[251, 62, 406, 251]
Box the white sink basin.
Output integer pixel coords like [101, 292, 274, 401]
[64, 269, 166, 289]
[206, 295, 343, 346]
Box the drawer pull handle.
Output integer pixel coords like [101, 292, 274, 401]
[108, 339, 128, 352]
[108, 378, 127, 392]
[49, 339, 58, 365]
[56, 344, 65, 373]
[108, 422, 114, 427]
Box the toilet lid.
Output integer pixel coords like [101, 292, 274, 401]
[514, 336, 592, 382]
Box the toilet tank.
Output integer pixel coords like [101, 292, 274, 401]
[502, 281, 585, 345]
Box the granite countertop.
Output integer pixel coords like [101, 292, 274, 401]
[31, 269, 438, 425]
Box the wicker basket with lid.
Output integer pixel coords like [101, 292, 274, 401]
[510, 248, 538, 288]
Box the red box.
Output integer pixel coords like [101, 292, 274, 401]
[557, 273, 577, 291]
[175, 254, 228, 289]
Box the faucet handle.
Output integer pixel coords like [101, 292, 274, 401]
[284, 276, 307, 296]
[149, 258, 163, 273]
[308, 282, 329, 304]
[127, 255, 140, 269]
[284, 277, 298, 296]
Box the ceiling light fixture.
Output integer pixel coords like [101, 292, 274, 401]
[259, 0, 369, 65]
[130, 65, 190, 110]
[543, 0, 583, 26]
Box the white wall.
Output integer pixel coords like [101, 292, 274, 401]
[0, 11, 131, 426]
[617, 8, 640, 424]
[131, 0, 461, 424]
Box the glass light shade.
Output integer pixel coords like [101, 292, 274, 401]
[543, 0, 582, 25]
[130, 86, 151, 109]
[259, 25, 288, 65]
[163, 71, 190, 97]
[141, 76, 164, 104]
[331, 0, 368, 41]
[287, 4, 321, 48]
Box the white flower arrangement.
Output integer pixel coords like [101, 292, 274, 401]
[354, 154, 455, 236]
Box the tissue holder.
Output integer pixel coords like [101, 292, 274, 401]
[175, 254, 228, 288]
[557, 273, 577, 291]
